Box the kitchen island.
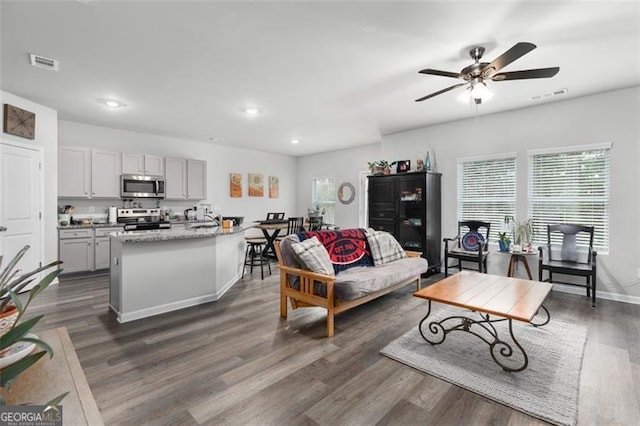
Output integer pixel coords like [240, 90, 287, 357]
[109, 225, 247, 322]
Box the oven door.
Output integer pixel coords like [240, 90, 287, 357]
[121, 175, 165, 198]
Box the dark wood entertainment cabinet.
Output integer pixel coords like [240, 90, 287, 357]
[367, 171, 441, 274]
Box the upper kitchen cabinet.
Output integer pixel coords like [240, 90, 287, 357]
[165, 157, 187, 199]
[59, 147, 120, 199]
[187, 159, 206, 199]
[122, 153, 164, 176]
[164, 157, 206, 200]
[91, 149, 121, 198]
[59, 147, 90, 197]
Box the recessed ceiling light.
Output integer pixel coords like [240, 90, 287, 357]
[242, 106, 261, 116]
[291, 139, 299, 144]
[98, 98, 126, 108]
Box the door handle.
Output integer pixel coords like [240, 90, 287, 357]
[0, 226, 7, 232]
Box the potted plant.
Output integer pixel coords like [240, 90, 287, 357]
[514, 219, 533, 245]
[498, 232, 511, 252]
[367, 160, 390, 175]
[0, 245, 64, 403]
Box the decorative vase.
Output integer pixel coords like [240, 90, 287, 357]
[0, 304, 19, 355]
[373, 166, 385, 175]
[424, 152, 431, 171]
[498, 239, 510, 252]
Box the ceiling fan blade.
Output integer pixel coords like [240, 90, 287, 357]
[419, 68, 464, 79]
[492, 67, 560, 81]
[483, 42, 537, 76]
[415, 83, 466, 102]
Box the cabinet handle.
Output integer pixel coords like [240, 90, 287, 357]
[92, 192, 95, 196]
[88, 242, 92, 246]
[0, 226, 7, 232]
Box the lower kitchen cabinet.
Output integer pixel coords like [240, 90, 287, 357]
[94, 237, 111, 270]
[59, 227, 122, 274]
[59, 237, 94, 274]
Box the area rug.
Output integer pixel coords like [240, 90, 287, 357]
[381, 308, 587, 426]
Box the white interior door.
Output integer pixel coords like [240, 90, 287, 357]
[0, 141, 43, 276]
[358, 171, 369, 228]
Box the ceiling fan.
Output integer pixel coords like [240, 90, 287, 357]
[415, 42, 559, 104]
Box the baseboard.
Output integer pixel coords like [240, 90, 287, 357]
[551, 283, 640, 306]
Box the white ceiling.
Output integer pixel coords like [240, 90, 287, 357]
[2, 1, 639, 156]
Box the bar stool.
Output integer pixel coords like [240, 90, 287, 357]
[242, 238, 271, 279]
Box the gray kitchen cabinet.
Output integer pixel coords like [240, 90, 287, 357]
[165, 157, 206, 200]
[94, 227, 122, 270]
[165, 157, 187, 199]
[59, 227, 122, 273]
[59, 147, 91, 198]
[94, 237, 111, 269]
[144, 155, 164, 176]
[59, 235, 94, 273]
[122, 153, 144, 175]
[91, 149, 121, 198]
[187, 159, 207, 200]
[122, 153, 164, 176]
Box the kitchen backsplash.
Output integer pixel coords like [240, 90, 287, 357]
[58, 198, 219, 222]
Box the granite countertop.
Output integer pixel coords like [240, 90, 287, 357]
[58, 219, 215, 230]
[112, 225, 248, 243]
[58, 223, 125, 230]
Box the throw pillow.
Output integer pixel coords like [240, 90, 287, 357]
[461, 231, 485, 251]
[366, 230, 407, 265]
[290, 236, 335, 276]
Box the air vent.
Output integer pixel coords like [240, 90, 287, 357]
[531, 88, 567, 101]
[30, 54, 59, 71]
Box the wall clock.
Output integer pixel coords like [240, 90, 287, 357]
[3, 104, 36, 139]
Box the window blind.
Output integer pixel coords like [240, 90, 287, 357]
[528, 147, 610, 251]
[457, 156, 516, 240]
[312, 176, 336, 225]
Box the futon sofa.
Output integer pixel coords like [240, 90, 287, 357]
[275, 228, 428, 336]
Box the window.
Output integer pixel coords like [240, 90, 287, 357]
[312, 176, 336, 225]
[528, 144, 610, 251]
[457, 154, 517, 240]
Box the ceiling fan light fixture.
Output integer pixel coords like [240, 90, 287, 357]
[470, 81, 493, 102]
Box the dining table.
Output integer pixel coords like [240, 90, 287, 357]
[253, 219, 289, 258]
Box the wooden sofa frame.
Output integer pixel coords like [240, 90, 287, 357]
[275, 242, 423, 337]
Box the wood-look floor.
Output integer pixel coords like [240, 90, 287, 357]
[24, 267, 640, 425]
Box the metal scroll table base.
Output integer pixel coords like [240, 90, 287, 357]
[418, 300, 550, 373]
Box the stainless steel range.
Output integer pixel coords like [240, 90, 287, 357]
[117, 208, 171, 231]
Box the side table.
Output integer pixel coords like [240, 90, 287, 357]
[505, 251, 537, 279]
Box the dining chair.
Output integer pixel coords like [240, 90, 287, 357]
[276, 217, 305, 241]
[538, 223, 597, 307]
[443, 220, 491, 277]
[307, 215, 323, 231]
[266, 212, 285, 220]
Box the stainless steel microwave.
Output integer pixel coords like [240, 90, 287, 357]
[121, 174, 165, 198]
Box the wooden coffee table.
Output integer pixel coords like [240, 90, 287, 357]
[413, 271, 552, 372]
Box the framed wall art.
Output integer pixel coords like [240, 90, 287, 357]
[269, 176, 279, 198]
[248, 173, 264, 197]
[3, 104, 36, 139]
[230, 173, 242, 198]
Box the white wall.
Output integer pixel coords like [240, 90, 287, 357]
[381, 87, 640, 302]
[58, 121, 298, 225]
[297, 143, 380, 229]
[0, 91, 58, 265]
